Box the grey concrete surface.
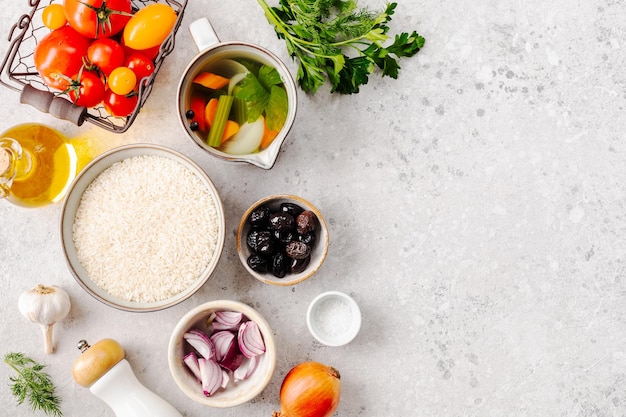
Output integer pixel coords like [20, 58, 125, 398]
[0, 0, 625, 416]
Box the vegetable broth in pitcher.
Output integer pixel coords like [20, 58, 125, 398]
[185, 55, 289, 155]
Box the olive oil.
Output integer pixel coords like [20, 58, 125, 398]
[0, 123, 77, 208]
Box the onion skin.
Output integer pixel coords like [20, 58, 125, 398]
[272, 361, 340, 417]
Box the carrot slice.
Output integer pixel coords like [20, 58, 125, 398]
[260, 119, 280, 149]
[190, 94, 206, 132]
[221, 120, 240, 143]
[204, 98, 219, 128]
[193, 72, 229, 90]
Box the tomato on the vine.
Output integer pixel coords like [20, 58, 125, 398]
[42, 4, 67, 30]
[87, 38, 125, 75]
[34, 25, 91, 90]
[67, 70, 106, 108]
[63, 0, 132, 39]
[108, 66, 137, 95]
[124, 52, 155, 81]
[103, 90, 138, 117]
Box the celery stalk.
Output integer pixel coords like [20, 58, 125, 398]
[231, 97, 247, 125]
[207, 95, 235, 147]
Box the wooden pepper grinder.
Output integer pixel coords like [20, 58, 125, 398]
[72, 339, 183, 417]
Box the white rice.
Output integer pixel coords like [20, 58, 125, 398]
[72, 155, 220, 303]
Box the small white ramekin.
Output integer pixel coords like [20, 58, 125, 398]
[306, 291, 361, 346]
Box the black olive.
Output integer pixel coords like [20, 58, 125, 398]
[296, 210, 317, 235]
[247, 229, 260, 252]
[185, 109, 195, 119]
[256, 230, 276, 255]
[291, 256, 310, 274]
[247, 254, 268, 273]
[280, 202, 304, 217]
[271, 252, 289, 278]
[285, 241, 311, 259]
[249, 205, 272, 227]
[273, 229, 295, 244]
[269, 212, 295, 232]
[189, 121, 199, 131]
[298, 231, 316, 245]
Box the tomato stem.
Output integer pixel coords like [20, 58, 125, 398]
[79, 0, 133, 37]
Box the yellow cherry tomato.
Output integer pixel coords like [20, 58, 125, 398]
[108, 67, 137, 96]
[42, 4, 67, 30]
[123, 4, 177, 50]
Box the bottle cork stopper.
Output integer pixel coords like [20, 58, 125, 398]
[72, 339, 126, 387]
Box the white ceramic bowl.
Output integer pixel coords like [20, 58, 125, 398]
[168, 300, 276, 407]
[237, 194, 329, 286]
[307, 291, 361, 346]
[60, 144, 226, 312]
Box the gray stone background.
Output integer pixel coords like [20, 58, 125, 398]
[0, 0, 624, 416]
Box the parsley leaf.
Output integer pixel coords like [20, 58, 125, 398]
[257, 0, 425, 94]
[266, 85, 289, 130]
[235, 65, 289, 130]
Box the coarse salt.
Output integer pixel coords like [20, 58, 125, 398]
[314, 297, 353, 338]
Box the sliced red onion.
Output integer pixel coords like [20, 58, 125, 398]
[182, 312, 268, 395]
[220, 340, 244, 372]
[198, 358, 222, 397]
[221, 369, 230, 389]
[238, 320, 266, 358]
[184, 329, 215, 360]
[212, 311, 244, 330]
[210, 330, 235, 362]
[233, 355, 258, 381]
[183, 352, 201, 382]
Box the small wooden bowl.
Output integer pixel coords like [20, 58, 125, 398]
[237, 194, 329, 286]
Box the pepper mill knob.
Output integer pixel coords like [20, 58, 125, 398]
[77, 339, 90, 352]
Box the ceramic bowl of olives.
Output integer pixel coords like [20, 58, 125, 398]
[237, 195, 329, 286]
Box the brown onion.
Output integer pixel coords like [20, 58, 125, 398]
[272, 362, 340, 417]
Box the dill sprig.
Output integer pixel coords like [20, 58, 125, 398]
[4, 352, 63, 417]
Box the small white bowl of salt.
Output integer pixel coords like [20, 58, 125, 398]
[306, 291, 361, 346]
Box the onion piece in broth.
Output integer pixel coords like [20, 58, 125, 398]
[221, 116, 265, 155]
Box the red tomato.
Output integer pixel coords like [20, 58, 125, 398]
[124, 52, 155, 81]
[103, 90, 138, 117]
[68, 70, 106, 107]
[87, 38, 125, 75]
[34, 26, 91, 90]
[121, 35, 161, 61]
[63, 0, 132, 39]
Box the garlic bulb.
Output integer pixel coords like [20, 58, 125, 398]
[18, 284, 71, 354]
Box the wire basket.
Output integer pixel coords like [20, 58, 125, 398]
[0, 0, 187, 133]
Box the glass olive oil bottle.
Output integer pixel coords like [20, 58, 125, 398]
[0, 123, 77, 208]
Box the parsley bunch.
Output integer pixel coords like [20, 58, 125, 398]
[257, 0, 425, 94]
[4, 352, 62, 417]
